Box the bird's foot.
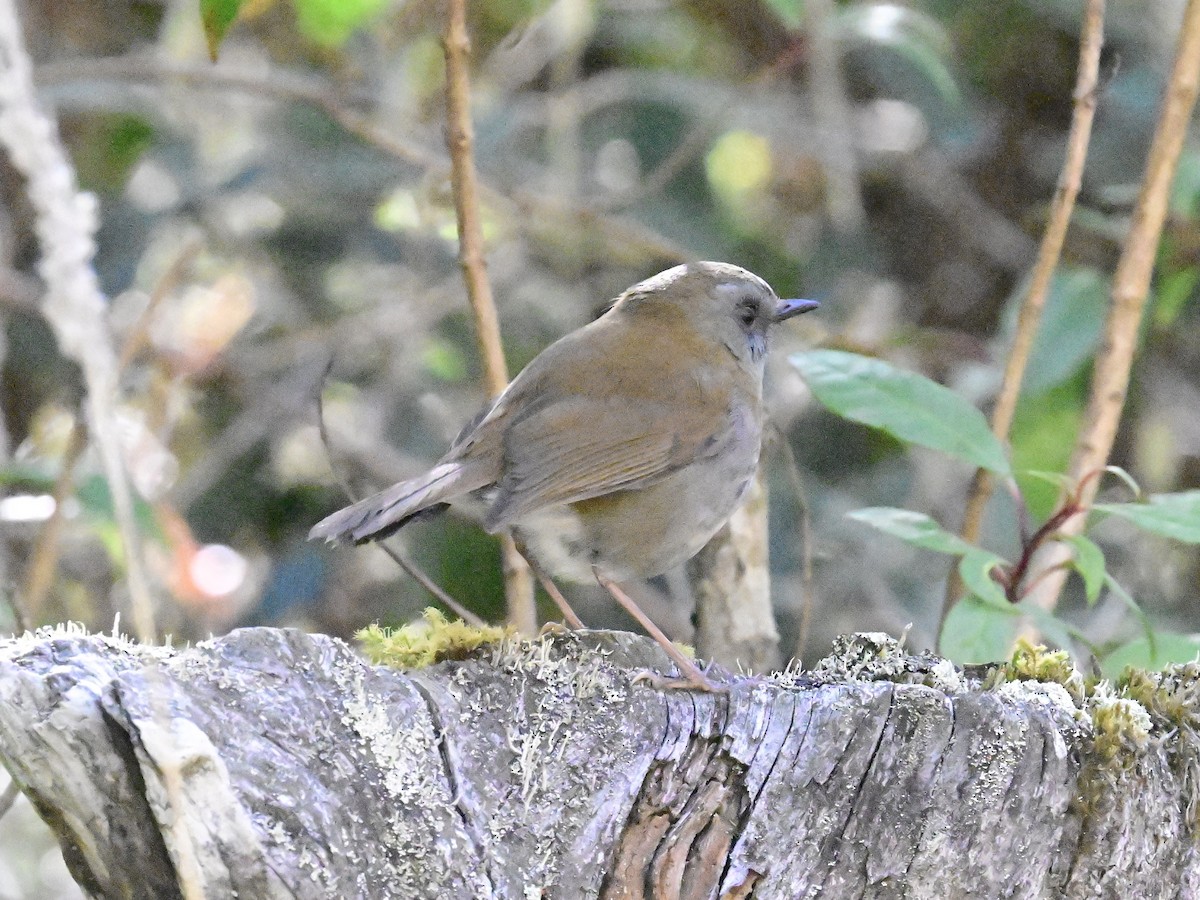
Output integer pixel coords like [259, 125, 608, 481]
[632, 668, 727, 693]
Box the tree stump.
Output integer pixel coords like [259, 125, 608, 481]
[1, 625, 1197, 898]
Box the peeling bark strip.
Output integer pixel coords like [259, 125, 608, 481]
[2, 628, 1200, 898]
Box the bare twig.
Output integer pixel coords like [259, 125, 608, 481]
[807, 0, 864, 231]
[1021, 0, 1200, 612]
[314, 372, 483, 627]
[21, 417, 87, 621]
[944, 0, 1106, 626]
[36, 55, 689, 266]
[116, 241, 200, 373]
[0, 775, 19, 823]
[769, 428, 817, 663]
[0, 0, 156, 642]
[21, 243, 198, 626]
[36, 56, 435, 170]
[442, 0, 536, 634]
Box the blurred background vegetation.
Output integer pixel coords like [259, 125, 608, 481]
[1, 0, 1199, 892]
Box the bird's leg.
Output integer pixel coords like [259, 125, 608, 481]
[592, 566, 722, 692]
[511, 535, 586, 630]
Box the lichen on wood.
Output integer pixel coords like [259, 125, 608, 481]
[2, 625, 1200, 898]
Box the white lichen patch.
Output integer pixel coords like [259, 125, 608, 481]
[962, 711, 1029, 811]
[472, 632, 645, 891]
[1, 620, 175, 662]
[342, 668, 449, 808]
[926, 658, 966, 694]
[994, 679, 1085, 722]
[809, 632, 916, 683]
[331, 656, 486, 896]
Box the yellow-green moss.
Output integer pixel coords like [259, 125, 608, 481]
[1119, 662, 1200, 729]
[984, 639, 1086, 706]
[1087, 686, 1152, 762]
[357, 608, 514, 669]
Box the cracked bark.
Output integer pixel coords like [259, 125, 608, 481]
[1, 627, 1199, 898]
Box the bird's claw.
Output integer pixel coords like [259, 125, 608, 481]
[631, 668, 727, 693]
[538, 621, 572, 638]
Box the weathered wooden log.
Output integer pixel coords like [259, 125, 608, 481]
[0, 625, 1197, 898]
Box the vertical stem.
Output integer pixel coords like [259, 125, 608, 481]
[1021, 0, 1200, 612]
[943, 0, 1105, 626]
[442, 0, 536, 633]
[688, 468, 780, 672]
[0, 0, 156, 642]
[807, 0, 865, 231]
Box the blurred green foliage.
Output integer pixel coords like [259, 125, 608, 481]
[3, 0, 1200, 677]
[6, 3, 1200, 884]
[799, 348, 1200, 670]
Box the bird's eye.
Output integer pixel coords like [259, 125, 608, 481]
[737, 301, 757, 328]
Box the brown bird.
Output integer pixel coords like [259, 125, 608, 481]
[310, 261, 817, 688]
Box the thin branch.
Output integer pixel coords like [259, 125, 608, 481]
[769, 428, 817, 663]
[116, 241, 200, 373]
[21, 243, 197, 626]
[314, 371, 483, 627]
[20, 417, 87, 621]
[36, 56, 434, 170]
[36, 55, 690, 266]
[0, 775, 19, 823]
[0, 0, 156, 642]
[1021, 0, 1200, 612]
[807, 0, 865, 231]
[944, 0, 1105, 624]
[442, 0, 536, 634]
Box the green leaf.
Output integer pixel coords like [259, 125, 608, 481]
[1095, 491, 1200, 543]
[1021, 469, 1075, 492]
[0, 463, 56, 489]
[1063, 534, 1105, 605]
[1154, 266, 1199, 329]
[831, 5, 961, 112]
[957, 549, 1010, 608]
[1011, 378, 1085, 521]
[1101, 632, 1200, 678]
[1101, 465, 1143, 501]
[762, 0, 803, 28]
[1014, 602, 1100, 657]
[1103, 573, 1155, 649]
[422, 339, 468, 382]
[846, 507, 974, 555]
[940, 595, 1019, 664]
[292, 0, 389, 47]
[201, 0, 244, 61]
[1007, 267, 1109, 394]
[75, 475, 163, 540]
[790, 350, 1011, 476]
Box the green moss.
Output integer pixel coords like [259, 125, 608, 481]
[357, 608, 514, 669]
[1119, 662, 1200, 729]
[984, 639, 1086, 706]
[1087, 687, 1152, 763]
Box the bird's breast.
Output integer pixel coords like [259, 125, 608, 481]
[560, 400, 763, 581]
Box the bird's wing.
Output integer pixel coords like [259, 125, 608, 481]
[482, 396, 722, 532]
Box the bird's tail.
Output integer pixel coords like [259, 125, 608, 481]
[308, 461, 485, 545]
